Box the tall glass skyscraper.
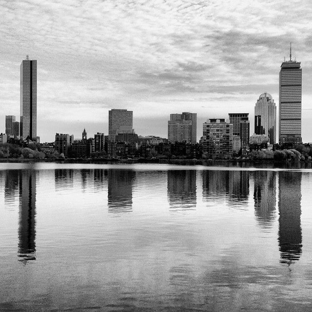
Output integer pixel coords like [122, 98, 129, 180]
[279, 51, 302, 144]
[20, 57, 37, 140]
[254, 93, 276, 144]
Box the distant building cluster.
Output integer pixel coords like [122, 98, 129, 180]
[1, 49, 304, 159]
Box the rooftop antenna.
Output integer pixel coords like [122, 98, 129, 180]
[290, 42, 292, 61]
[26, 55, 29, 60]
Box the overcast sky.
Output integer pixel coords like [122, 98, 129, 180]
[1, 0, 312, 142]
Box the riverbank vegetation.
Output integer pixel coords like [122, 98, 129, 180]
[1, 142, 312, 164]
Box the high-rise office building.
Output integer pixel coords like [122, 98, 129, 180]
[168, 112, 197, 144]
[228, 113, 249, 136]
[279, 48, 302, 144]
[228, 113, 249, 153]
[20, 56, 37, 140]
[55, 133, 70, 156]
[5, 115, 16, 136]
[108, 109, 133, 141]
[13, 122, 20, 137]
[255, 93, 276, 144]
[94, 132, 105, 152]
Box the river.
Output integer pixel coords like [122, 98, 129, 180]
[1, 163, 312, 311]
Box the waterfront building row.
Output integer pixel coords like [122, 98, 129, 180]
[3, 50, 303, 147]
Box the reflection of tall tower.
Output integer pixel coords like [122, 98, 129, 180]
[18, 170, 36, 261]
[108, 170, 135, 213]
[278, 172, 302, 264]
[229, 171, 249, 202]
[253, 171, 276, 227]
[167, 170, 196, 209]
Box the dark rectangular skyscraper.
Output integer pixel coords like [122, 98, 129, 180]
[279, 50, 302, 144]
[5, 115, 16, 135]
[20, 57, 37, 140]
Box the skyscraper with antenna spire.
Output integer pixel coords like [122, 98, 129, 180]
[279, 45, 302, 145]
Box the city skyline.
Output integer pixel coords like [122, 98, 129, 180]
[1, 1, 312, 142]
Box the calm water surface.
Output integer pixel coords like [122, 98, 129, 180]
[1, 163, 312, 311]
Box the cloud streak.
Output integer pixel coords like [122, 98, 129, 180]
[1, 0, 312, 141]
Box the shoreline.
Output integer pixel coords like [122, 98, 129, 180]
[0, 157, 311, 168]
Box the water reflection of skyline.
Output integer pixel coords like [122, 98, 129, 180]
[2, 167, 305, 267]
[18, 170, 37, 262]
[278, 171, 302, 265]
[108, 169, 135, 213]
[55, 169, 74, 190]
[4, 170, 20, 206]
[167, 170, 197, 209]
[253, 171, 276, 227]
[202, 171, 249, 206]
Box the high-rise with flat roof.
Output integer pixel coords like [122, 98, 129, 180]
[5, 115, 16, 136]
[228, 113, 249, 136]
[279, 48, 302, 144]
[109, 109, 133, 141]
[202, 118, 233, 158]
[228, 113, 249, 153]
[168, 112, 197, 144]
[255, 93, 276, 144]
[20, 56, 37, 140]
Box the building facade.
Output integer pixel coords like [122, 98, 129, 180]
[279, 53, 302, 144]
[228, 113, 249, 153]
[202, 118, 233, 158]
[13, 122, 20, 137]
[20, 57, 37, 140]
[108, 109, 133, 141]
[5, 115, 16, 136]
[255, 93, 276, 144]
[55, 133, 70, 156]
[94, 132, 105, 153]
[168, 112, 197, 144]
[228, 113, 249, 136]
[240, 119, 250, 154]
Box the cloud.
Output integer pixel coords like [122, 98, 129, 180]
[1, 0, 312, 141]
